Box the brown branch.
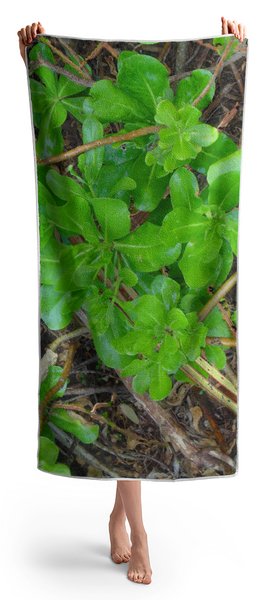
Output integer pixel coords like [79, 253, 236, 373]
[58, 37, 91, 77]
[38, 35, 90, 78]
[39, 126, 162, 166]
[197, 272, 237, 322]
[29, 56, 95, 85]
[191, 37, 235, 107]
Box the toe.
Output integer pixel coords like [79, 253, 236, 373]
[143, 573, 152, 584]
[111, 552, 123, 564]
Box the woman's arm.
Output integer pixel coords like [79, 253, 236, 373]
[17, 21, 46, 66]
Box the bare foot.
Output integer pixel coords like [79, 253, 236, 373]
[127, 532, 152, 584]
[108, 515, 131, 564]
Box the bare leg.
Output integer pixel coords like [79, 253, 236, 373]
[108, 483, 131, 563]
[117, 481, 152, 584]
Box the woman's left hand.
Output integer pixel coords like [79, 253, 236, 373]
[221, 17, 246, 42]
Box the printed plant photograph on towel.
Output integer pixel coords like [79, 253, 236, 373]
[25, 34, 247, 480]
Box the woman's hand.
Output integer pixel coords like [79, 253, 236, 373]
[221, 17, 246, 42]
[17, 22, 46, 65]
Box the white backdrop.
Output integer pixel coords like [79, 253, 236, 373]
[1, 0, 272, 598]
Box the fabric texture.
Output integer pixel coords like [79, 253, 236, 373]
[25, 34, 248, 480]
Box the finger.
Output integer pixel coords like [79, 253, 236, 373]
[221, 17, 228, 35]
[238, 23, 245, 42]
[232, 20, 239, 39]
[31, 22, 38, 39]
[238, 23, 244, 42]
[26, 25, 32, 43]
[37, 22, 46, 34]
[17, 30, 23, 43]
[226, 20, 234, 34]
[20, 27, 28, 45]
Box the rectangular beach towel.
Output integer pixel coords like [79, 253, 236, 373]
[25, 33, 248, 480]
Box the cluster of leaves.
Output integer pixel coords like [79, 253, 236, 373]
[27, 37, 241, 472]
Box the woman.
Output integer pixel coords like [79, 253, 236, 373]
[17, 17, 246, 585]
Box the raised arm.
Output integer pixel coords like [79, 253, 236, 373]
[17, 21, 46, 66]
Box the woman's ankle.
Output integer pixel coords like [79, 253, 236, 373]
[109, 510, 126, 524]
[130, 527, 147, 543]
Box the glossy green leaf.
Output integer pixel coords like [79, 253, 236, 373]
[78, 116, 105, 186]
[170, 167, 201, 211]
[88, 79, 152, 123]
[90, 197, 131, 241]
[159, 206, 208, 245]
[189, 132, 237, 175]
[179, 242, 221, 289]
[39, 436, 59, 465]
[133, 294, 167, 327]
[204, 345, 226, 369]
[207, 149, 241, 184]
[174, 69, 216, 110]
[49, 408, 100, 444]
[148, 364, 173, 400]
[114, 222, 181, 272]
[117, 54, 170, 116]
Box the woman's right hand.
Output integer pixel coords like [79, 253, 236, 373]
[17, 22, 46, 65]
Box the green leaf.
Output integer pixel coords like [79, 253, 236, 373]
[174, 69, 216, 111]
[208, 171, 240, 212]
[207, 149, 241, 185]
[223, 210, 238, 255]
[39, 461, 71, 475]
[154, 99, 181, 127]
[111, 329, 154, 356]
[36, 123, 63, 161]
[91, 307, 137, 369]
[204, 345, 226, 370]
[120, 358, 149, 376]
[78, 116, 105, 186]
[40, 237, 63, 284]
[148, 364, 173, 400]
[114, 222, 181, 272]
[179, 242, 221, 289]
[118, 267, 138, 287]
[117, 54, 170, 116]
[49, 408, 100, 444]
[90, 197, 131, 241]
[46, 169, 87, 202]
[170, 167, 202, 211]
[132, 370, 151, 394]
[29, 42, 57, 94]
[57, 67, 88, 97]
[160, 206, 208, 245]
[189, 132, 237, 175]
[88, 79, 151, 123]
[30, 79, 55, 112]
[39, 436, 59, 465]
[158, 333, 179, 357]
[40, 284, 87, 330]
[161, 277, 181, 310]
[133, 294, 167, 327]
[166, 308, 188, 332]
[129, 153, 170, 212]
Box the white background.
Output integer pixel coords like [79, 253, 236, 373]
[1, 0, 272, 597]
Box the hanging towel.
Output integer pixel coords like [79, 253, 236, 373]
[25, 33, 248, 480]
